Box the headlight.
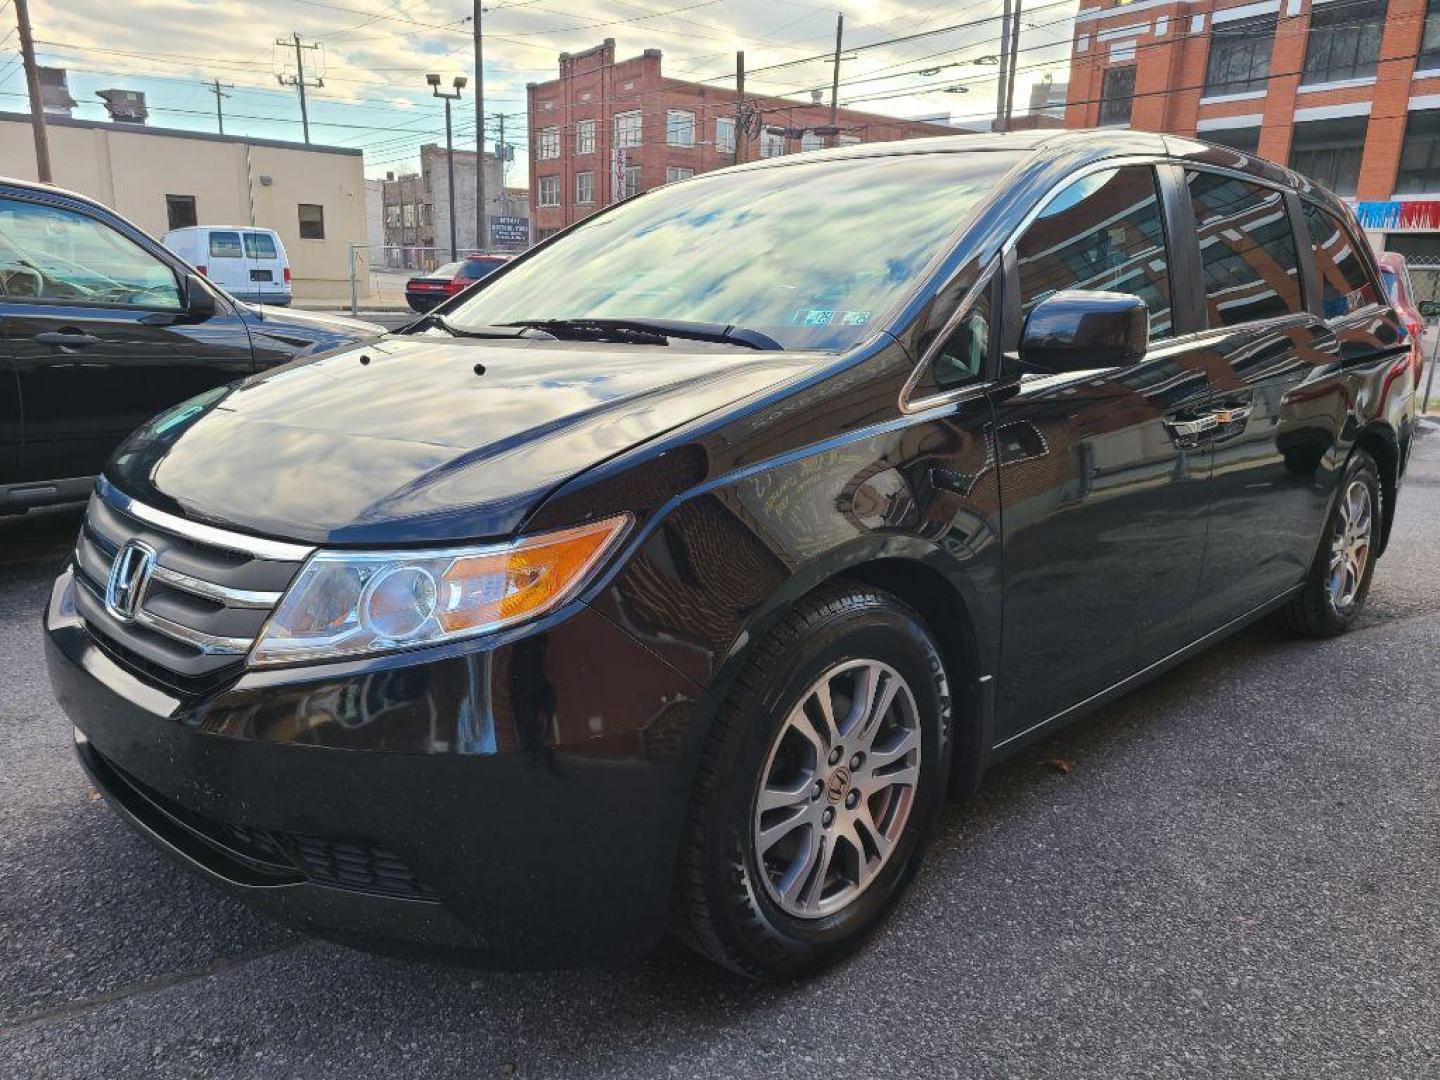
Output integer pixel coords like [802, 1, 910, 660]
[249, 514, 631, 666]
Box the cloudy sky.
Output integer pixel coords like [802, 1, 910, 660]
[1, 0, 1076, 183]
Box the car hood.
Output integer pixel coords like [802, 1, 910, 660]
[106, 334, 818, 545]
[240, 303, 387, 339]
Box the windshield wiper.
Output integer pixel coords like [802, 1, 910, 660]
[499, 318, 783, 351]
[415, 313, 557, 340]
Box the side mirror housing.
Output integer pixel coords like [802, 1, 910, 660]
[1019, 290, 1149, 374]
[184, 273, 217, 319]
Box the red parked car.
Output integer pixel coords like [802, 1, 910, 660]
[1375, 251, 1427, 388]
[404, 255, 509, 313]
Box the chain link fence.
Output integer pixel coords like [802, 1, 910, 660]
[1400, 254, 1440, 411]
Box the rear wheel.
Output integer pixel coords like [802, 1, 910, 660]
[676, 585, 952, 979]
[1278, 450, 1381, 638]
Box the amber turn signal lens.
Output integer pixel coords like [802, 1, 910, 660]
[436, 517, 630, 634]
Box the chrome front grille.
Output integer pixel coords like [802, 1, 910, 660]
[72, 478, 312, 687]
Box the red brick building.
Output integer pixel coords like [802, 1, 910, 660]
[1064, 0, 1440, 282]
[526, 39, 954, 239]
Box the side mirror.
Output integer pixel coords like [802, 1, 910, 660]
[1019, 290, 1149, 374]
[1418, 299, 1440, 320]
[184, 273, 216, 319]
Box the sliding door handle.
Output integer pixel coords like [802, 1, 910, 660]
[34, 330, 102, 348]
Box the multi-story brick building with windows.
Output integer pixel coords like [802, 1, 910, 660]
[526, 39, 953, 240]
[1065, 0, 1440, 292]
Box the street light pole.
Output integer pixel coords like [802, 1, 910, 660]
[428, 74, 468, 262]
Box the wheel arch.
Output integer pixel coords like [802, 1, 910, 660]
[835, 557, 994, 801]
[1352, 421, 1401, 555]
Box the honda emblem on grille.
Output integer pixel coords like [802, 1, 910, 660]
[104, 540, 157, 623]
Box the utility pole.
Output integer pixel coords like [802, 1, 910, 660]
[496, 113, 506, 190]
[474, 0, 487, 253]
[829, 13, 844, 129]
[207, 78, 234, 134]
[13, 0, 51, 182]
[1003, 0, 1023, 133]
[994, 0, 1013, 133]
[735, 50, 746, 166]
[277, 34, 323, 144]
[429, 74, 467, 261]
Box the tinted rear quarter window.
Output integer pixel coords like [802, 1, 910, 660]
[1302, 202, 1379, 318]
[462, 258, 504, 279]
[208, 231, 243, 258]
[1016, 164, 1173, 339]
[1187, 171, 1302, 327]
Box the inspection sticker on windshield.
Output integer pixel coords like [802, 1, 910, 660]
[793, 309, 836, 326]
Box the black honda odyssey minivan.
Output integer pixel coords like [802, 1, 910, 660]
[46, 130, 1415, 978]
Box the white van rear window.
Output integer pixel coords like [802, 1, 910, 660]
[244, 232, 279, 259]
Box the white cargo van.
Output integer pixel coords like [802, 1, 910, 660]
[161, 226, 292, 305]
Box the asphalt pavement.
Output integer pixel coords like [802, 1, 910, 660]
[1, 425, 1438, 1079]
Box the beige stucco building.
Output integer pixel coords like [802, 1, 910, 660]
[0, 111, 367, 301]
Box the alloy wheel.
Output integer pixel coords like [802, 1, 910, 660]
[1328, 478, 1373, 612]
[753, 659, 922, 919]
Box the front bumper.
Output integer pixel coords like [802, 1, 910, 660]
[45, 565, 707, 966]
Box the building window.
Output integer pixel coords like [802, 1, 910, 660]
[666, 110, 695, 147]
[1302, 0, 1386, 85]
[576, 171, 595, 205]
[402, 204, 416, 227]
[1422, 0, 1440, 71]
[1204, 127, 1260, 154]
[385, 205, 401, 227]
[576, 118, 596, 155]
[838, 134, 861, 146]
[298, 203, 325, 240]
[165, 194, 197, 231]
[665, 166, 694, 183]
[800, 131, 824, 152]
[1203, 15, 1276, 98]
[1099, 66, 1135, 126]
[1289, 116, 1367, 196]
[1397, 109, 1440, 193]
[538, 126, 559, 160]
[624, 164, 642, 198]
[759, 129, 786, 158]
[614, 110, 642, 148]
[537, 175, 560, 207]
[538, 227, 560, 241]
[716, 116, 735, 154]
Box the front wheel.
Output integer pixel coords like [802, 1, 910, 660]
[1278, 449, 1381, 638]
[675, 585, 952, 979]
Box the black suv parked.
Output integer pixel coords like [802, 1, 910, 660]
[0, 178, 381, 513]
[45, 132, 1415, 978]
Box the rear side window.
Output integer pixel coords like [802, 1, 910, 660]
[1017, 164, 1173, 339]
[462, 257, 503, 278]
[1302, 202, 1379, 318]
[243, 232, 278, 259]
[1187, 171, 1303, 327]
[208, 231, 243, 258]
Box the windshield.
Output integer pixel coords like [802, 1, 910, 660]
[446, 151, 1021, 350]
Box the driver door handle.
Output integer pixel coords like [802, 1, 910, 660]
[34, 330, 102, 348]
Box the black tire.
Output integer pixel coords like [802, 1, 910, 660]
[1277, 449, 1382, 638]
[675, 584, 953, 979]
